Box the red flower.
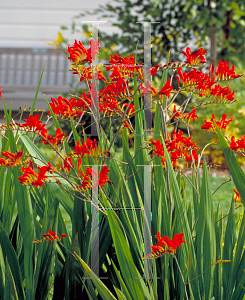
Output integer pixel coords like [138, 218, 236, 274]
[72, 140, 90, 157]
[70, 138, 98, 157]
[159, 79, 173, 98]
[165, 233, 187, 250]
[33, 228, 66, 243]
[172, 106, 198, 123]
[172, 105, 182, 118]
[151, 64, 162, 75]
[74, 164, 112, 192]
[214, 60, 244, 81]
[144, 232, 186, 259]
[230, 135, 245, 152]
[41, 128, 66, 147]
[0, 86, 2, 98]
[0, 157, 9, 167]
[77, 175, 92, 191]
[105, 53, 143, 80]
[121, 103, 135, 116]
[98, 165, 113, 188]
[122, 121, 133, 132]
[67, 39, 100, 64]
[181, 47, 207, 66]
[72, 65, 106, 82]
[186, 108, 199, 122]
[210, 84, 235, 103]
[201, 114, 233, 132]
[149, 140, 164, 157]
[234, 189, 241, 204]
[19, 164, 39, 186]
[60, 157, 74, 172]
[20, 114, 46, 131]
[19, 161, 55, 188]
[0, 150, 24, 167]
[150, 130, 198, 169]
[49, 94, 91, 119]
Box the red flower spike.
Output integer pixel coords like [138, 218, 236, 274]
[210, 84, 235, 103]
[159, 79, 173, 98]
[105, 53, 143, 80]
[41, 128, 66, 147]
[67, 39, 100, 65]
[229, 135, 245, 152]
[69, 138, 109, 159]
[214, 60, 244, 81]
[150, 64, 162, 75]
[181, 47, 207, 66]
[144, 232, 186, 259]
[186, 108, 199, 123]
[74, 164, 112, 192]
[33, 228, 67, 243]
[0, 150, 24, 167]
[19, 161, 56, 188]
[61, 157, 74, 172]
[20, 114, 46, 132]
[0, 86, 2, 98]
[98, 165, 113, 188]
[201, 114, 233, 133]
[172, 106, 198, 124]
[149, 131, 198, 169]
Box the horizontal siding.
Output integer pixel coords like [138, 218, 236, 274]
[0, 47, 80, 111]
[0, 9, 77, 25]
[1, 0, 103, 9]
[0, 0, 119, 48]
[0, 48, 74, 88]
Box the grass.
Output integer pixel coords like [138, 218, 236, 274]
[183, 169, 243, 228]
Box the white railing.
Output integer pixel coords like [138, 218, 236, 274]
[0, 47, 75, 94]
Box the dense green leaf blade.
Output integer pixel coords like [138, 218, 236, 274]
[0, 221, 24, 300]
[215, 123, 245, 206]
[103, 197, 151, 299]
[20, 134, 74, 217]
[74, 252, 117, 300]
[4, 258, 19, 300]
[196, 160, 216, 299]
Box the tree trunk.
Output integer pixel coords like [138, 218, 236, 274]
[210, 24, 217, 68]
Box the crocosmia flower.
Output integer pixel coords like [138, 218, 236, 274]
[159, 79, 173, 98]
[67, 39, 99, 64]
[144, 232, 186, 260]
[33, 228, 66, 243]
[181, 47, 207, 66]
[201, 114, 233, 133]
[234, 189, 241, 204]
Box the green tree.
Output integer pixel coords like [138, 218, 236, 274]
[58, 0, 245, 65]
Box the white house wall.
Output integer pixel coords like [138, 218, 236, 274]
[0, 0, 118, 111]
